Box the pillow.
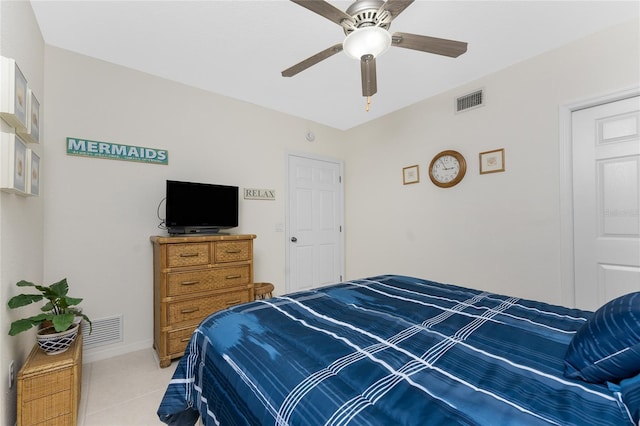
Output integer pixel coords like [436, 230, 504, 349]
[564, 292, 640, 383]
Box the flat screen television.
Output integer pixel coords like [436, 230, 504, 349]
[165, 180, 238, 235]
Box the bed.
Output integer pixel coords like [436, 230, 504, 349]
[157, 274, 640, 425]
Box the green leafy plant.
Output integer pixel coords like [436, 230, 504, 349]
[7, 278, 91, 336]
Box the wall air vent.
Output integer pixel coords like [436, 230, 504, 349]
[456, 89, 484, 113]
[81, 314, 123, 349]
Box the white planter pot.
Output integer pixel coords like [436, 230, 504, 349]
[36, 322, 79, 355]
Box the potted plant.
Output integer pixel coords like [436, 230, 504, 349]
[8, 278, 91, 355]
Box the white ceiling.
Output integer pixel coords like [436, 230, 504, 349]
[30, 1, 639, 130]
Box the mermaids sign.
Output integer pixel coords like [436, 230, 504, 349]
[66, 137, 168, 165]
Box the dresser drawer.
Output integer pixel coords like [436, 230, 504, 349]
[167, 243, 210, 268]
[21, 368, 71, 401]
[167, 265, 251, 297]
[167, 290, 250, 326]
[214, 240, 251, 263]
[22, 390, 72, 424]
[167, 326, 196, 355]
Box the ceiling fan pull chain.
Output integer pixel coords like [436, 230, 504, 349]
[366, 96, 371, 112]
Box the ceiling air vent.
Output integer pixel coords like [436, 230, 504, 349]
[456, 89, 484, 113]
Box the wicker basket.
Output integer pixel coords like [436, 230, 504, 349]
[36, 322, 79, 355]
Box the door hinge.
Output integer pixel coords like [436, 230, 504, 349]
[339, 225, 342, 232]
[339, 176, 342, 183]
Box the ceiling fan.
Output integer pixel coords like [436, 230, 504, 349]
[282, 0, 468, 110]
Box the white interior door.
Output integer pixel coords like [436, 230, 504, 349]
[572, 96, 640, 310]
[286, 154, 344, 293]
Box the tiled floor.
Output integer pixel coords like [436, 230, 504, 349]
[78, 348, 179, 425]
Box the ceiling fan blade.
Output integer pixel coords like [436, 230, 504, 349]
[360, 54, 377, 97]
[291, 0, 354, 27]
[392, 32, 468, 57]
[380, 0, 414, 20]
[282, 43, 344, 77]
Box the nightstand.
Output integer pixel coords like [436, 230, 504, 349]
[16, 334, 82, 425]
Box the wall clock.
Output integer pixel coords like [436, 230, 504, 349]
[428, 150, 467, 188]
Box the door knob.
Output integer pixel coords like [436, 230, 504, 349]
[291, 237, 297, 242]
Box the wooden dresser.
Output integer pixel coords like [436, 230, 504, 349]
[151, 234, 256, 367]
[17, 334, 82, 426]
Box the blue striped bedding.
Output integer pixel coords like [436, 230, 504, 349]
[157, 275, 635, 425]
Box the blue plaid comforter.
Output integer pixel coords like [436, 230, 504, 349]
[158, 275, 634, 425]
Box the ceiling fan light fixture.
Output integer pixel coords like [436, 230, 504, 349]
[343, 26, 391, 60]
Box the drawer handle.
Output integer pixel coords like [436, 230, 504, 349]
[225, 274, 242, 280]
[226, 300, 242, 306]
[180, 337, 191, 342]
[180, 308, 200, 314]
[225, 249, 242, 254]
[180, 253, 200, 258]
[181, 280, 200, 286]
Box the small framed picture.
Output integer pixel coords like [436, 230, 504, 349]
[18, 89, 40, 144]
[27, 149, 40, 196]
[1, 132, 28, 194]
[403, 164, 420, 185]
[479, 148, 505, 174]
[0, 57, 28, 132]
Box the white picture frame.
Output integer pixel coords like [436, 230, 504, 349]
[0, 57, 28, 132]
[1, 132, 28, 194]
[26, 149, 40, 196]
[18, 89, 40, 144]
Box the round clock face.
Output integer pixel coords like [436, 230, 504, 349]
[429, 150, 467, 188]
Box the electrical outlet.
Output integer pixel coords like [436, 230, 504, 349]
[9, 361, 15, 389]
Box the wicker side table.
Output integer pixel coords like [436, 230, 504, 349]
[17, 334, 82, 425]
[254, 282, 274, 299]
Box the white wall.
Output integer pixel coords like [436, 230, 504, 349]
[42, 18, 639, 366]
[343, 19, 640, 304]
[42, 46, 347, 362]
[0, 2, 45, 424]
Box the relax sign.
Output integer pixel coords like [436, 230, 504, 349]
[66, 137, 168, 165]
[244, 188, 276, 200]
